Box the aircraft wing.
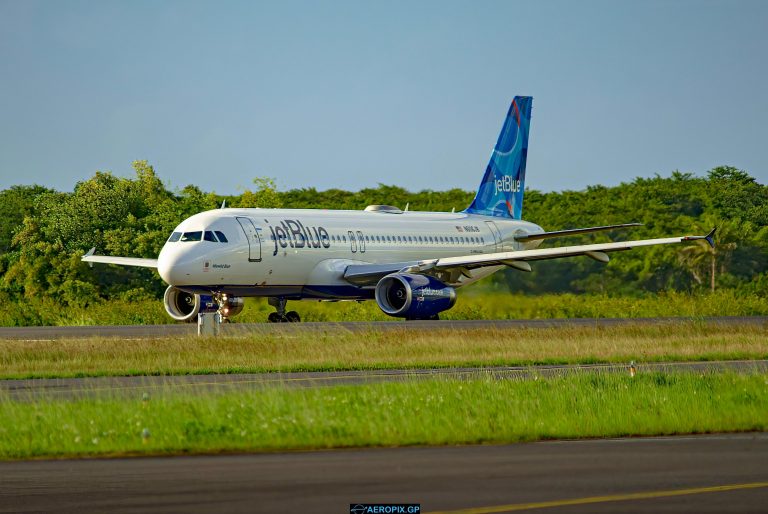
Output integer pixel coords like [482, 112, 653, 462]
[343, 229, 715, 286]
[81, 248, 158, 268]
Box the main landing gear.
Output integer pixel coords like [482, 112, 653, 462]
[267, 297, 301, 323]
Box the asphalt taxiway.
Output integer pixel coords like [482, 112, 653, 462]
[2, 360, 767, 400]
[0, 316, 765, 340]
[0, 433, 766, 513]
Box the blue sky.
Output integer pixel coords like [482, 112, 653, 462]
[0, 0, 766, 195]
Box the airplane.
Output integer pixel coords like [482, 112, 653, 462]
[83, 96, 715, 323]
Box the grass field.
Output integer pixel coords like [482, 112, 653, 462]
[2, 290, 767, 326]
[1, 323, 766, 379]
[1, 372, 766, 460]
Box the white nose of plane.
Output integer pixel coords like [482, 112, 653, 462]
[157, 244, 196, 285]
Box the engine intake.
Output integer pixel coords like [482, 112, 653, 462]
[163, 286, 244, 322]
[163, 286, 217, 322]
[374, 273, 456, 320]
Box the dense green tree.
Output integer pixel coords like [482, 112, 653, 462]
[0, 185, 52, 254]
[0, 163, 765, 307]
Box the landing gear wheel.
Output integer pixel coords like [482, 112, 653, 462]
[267, 297, 301, 323]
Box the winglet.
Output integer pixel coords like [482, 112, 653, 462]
[705, 227, 716, 249]
[83, 247, 96, 268]
[682, 228, 716, 249]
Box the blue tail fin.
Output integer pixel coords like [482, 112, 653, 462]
[464, 96, 532, 219]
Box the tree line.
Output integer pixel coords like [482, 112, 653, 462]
[0, 161, 765, 309]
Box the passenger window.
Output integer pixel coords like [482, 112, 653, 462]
[180, 231, 202, 242]
[168, 232, 181, 242]
[204, 231, 218, 242]
[215, 231, 228, 243]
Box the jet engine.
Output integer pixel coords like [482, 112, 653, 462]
[374, 273, 457, 320]
[163, 286, 244, 322]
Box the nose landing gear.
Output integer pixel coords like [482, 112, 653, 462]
[268, 297, 301, 323]
[212, 293, 229, 323]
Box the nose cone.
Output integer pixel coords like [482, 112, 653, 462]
[158, 244, 195, 285]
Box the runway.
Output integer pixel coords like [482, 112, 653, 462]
[0, 315, 766, 340]
[2, 360, 767, 400]
[0, 433, 766, 513]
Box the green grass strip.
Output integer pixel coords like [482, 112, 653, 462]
[1, 323, 766, 379]
[1, 372, 766, 460]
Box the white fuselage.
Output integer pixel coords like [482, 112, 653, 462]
[157, 208, 544, 300]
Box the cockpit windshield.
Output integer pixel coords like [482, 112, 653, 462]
[168, 230, 229, 243]
[180, 231, 202, 242]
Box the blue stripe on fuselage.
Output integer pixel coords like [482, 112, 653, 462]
[176, 284, 375, 301]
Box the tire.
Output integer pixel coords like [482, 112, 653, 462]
[285, 311, 301, 323]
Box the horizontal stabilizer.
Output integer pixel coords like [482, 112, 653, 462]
[514, 223, 642, 242]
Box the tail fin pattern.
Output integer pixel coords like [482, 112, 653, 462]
[464, 96, 532, 219]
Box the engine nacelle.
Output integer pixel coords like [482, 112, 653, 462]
[163, 286, 244, 322]
[163, 286, 217, 322]
[374, 273, 457, 320]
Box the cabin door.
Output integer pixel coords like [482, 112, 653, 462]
[236, 217, 262, 262]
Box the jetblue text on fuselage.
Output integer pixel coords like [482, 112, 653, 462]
[494, 175, 521, 194]
[268, 219, 330, 256]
